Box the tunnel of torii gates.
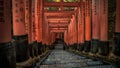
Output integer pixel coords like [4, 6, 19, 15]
[0, 0, 120, 68]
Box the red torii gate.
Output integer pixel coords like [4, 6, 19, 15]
[0, 0, 120, 68]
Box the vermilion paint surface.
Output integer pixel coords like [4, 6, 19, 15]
[100, 0, 108, 41]
[0, 0, 12, 42]
[116, 0, 120, 32]
[85, 0, 91, 41]
[92, 0, 100, 39]
[12, 0, 26, 35]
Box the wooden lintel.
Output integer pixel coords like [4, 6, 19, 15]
[48, 22, 69, 25]
[46, 15, 72, 18]
[47, 18, 70, 20]
[49, 24, 68, 27]
[48, 20, 70, 23]
[44, 2, 81, 7]
[44, 11, 75, 16]
[49, 26, 68, 28]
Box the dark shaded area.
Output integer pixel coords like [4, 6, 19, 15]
[113, 32, 120, 56]
[13, 35, 29, 62]
[0, 42, 16, 68]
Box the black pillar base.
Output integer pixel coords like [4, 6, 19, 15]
[33, 41, 38, 56]
[84, 41, 91, 52]
[91, 39, 99, 53]
[99, 41, 109, 56]
[42, 44, 45, 53]
[0, 42, 16, 68]
[14, 35, 29, 62]
[74, 43, 77, 50]
[113, 32, 120, 56]
[29, 43, 34, 58]
[79, 43, 84, 51]
[38, 42, 42, 55]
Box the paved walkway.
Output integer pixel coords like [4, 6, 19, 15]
[37, 44, 115, 68]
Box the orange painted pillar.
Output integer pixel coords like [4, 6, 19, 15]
[71, 18, 74, 48]
[42, 16, 47, 52]
[99, 0, 109, 55]
[113, 0, 120, 56]
[37, 0, 43, 54]
[91, 0, 100, 53]
[72, 15, 77, 49]
[78, 2, 85, 51]
[31, 0, 38, 56]
[0, 0, 16, 67]
[68, 21, 72, 47]
[85, 0, 91, 52]
[25, 0, 34, 58]
[12, 0, 29, 62]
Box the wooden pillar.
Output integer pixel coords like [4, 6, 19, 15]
[78, 2, 85, 51]
[85, 0, 91, 52]
[25, 0, 34, 58]
[37, 0, 43, 54]
[91, 0, 100, 53]
[0, 0, 16, 68]
[12, 0, 29, 62]
[30, 0, 38, 57]
[113, 0, 120, 56]
[73, 15, 77, 49]
[99, 0, 109, 56]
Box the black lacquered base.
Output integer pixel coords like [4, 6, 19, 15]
[84, 41, 91, 52]
[113, 32, 120, 56]
[0, 42, 16, 68]
[33, 41, 38, 56]
[13, 35, 29, 62]
[38, 42, 42, 55]
[91, 39, 99, 53]
[79, 43, 84, 51]
[29, 43, 34, 58]
[99, 41, 109, 56]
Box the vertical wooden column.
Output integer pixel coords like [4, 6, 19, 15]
[85, 0, 91, 52]
[31, 0, 38, 57]
[25, 0, 34, 58]
[78, 2, 85, 51]
[73, 15, 77, 49]
[12, 0, 29, 62]
[91, 0, 100, 53]
[71, 17, 74, 48]
[113, 0, 120, 56]
[99, 0, 109, 56]
[0, 0, 16, 67]
[37, 0, 43, 54]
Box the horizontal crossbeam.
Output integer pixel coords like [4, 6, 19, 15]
[44, 2, 81, 7]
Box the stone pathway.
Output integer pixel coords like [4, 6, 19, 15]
[36, 44, 116, 68]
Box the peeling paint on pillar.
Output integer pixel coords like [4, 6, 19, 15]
[99, 0, 109, 56]
[113, 0, 120, 56]
[91, 0, 100, 53]
[0, 0, 16, 67]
